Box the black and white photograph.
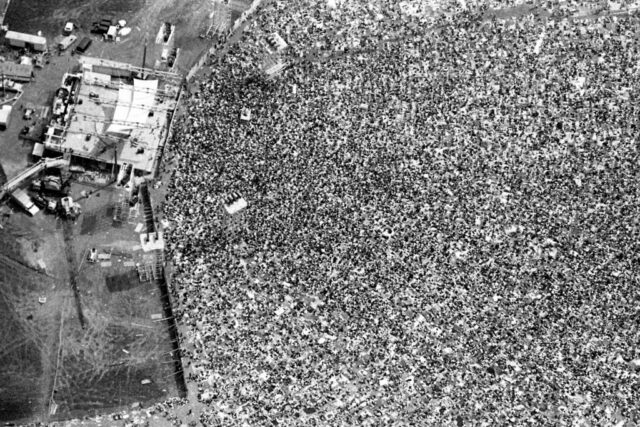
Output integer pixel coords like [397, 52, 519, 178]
[0, 0, 639, 426]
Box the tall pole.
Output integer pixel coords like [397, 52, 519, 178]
[141, 38, 147, 79]
[112, 143, 117, 182]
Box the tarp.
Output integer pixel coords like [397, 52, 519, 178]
[107, 79, 157, 135]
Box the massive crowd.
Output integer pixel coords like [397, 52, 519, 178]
[160, 0, 640, 425]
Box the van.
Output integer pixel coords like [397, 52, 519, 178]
[58, 35, 77, 51]
[75, 37, 92, 53]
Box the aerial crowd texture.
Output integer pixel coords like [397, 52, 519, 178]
[155, 0, 640, 426]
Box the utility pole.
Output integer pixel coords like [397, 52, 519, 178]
[141, 38, 147, 80]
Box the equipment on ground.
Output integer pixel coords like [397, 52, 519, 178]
[60, 196, 81, 219]
[32, 193, 58, 213]
[88, 248, 98, 262]
[31, 193, 46, 209]
[0, 157, 69, 202]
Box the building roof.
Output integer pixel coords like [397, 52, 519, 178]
[0, 62, 33, 80]
[5, 31, 47, 46]
[44, 67, 180, 174]
[0, 105, 11, 123]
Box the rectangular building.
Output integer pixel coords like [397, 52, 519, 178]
[0, 62, 33, 82]
[5, 31, 47, 52]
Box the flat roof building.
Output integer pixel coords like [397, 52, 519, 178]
[0, 62, 34, 82]
[5, 31, 47, 52]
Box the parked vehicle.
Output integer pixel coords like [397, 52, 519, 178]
[75, 37, 92, 53]
[63, 22, 74, 36]
[58, 34, 77, 51]
[32, 193, 47, 209]
[46, 198, 58, 213]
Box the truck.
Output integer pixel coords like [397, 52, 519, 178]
[10, 188, 39, 216]
[91, 17, 113, 35]
[75, 37, 92, 54]
[32, 194, 58, 213]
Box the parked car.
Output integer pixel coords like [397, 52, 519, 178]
[23, 108, 34, 120]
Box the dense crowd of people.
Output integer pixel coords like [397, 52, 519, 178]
[160, 0, 640, 425]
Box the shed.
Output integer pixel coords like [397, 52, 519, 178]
[0, 62, 34, 82]
[5, 31, 47, 52]
[0, 105, 12, 129]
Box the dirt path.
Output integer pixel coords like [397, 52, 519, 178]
[42, 294, 70, 423]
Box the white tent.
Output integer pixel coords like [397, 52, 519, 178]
[107, 79, 158, 136]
